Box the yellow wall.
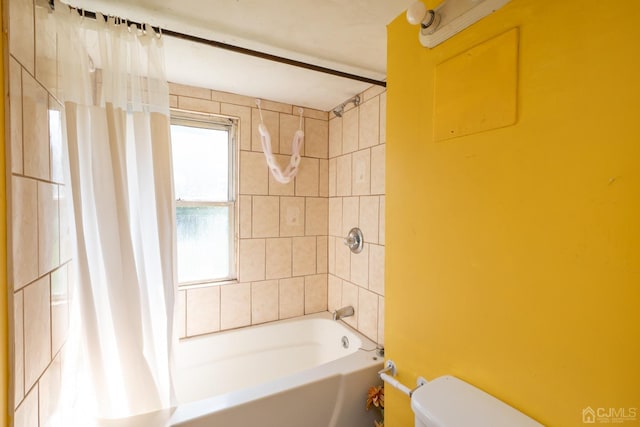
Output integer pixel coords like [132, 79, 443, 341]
[0, 0, 8, 424]
[385, 0, 640, 426]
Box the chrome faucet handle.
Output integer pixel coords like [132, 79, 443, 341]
[343, 228, 364, 254]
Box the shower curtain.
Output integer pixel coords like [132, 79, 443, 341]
[55, 9, 176, 421]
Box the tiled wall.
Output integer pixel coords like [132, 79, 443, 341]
[9, 1, 71, 425]
[7, 1, 387, 425]
[170, 84, 332, 337]
[170, 83, 386, 345]
[328, 87, 386, 345]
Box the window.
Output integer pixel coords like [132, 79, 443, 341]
[170, 113, 237, 285]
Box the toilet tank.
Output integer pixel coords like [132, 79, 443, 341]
[411, 376, 542, 427]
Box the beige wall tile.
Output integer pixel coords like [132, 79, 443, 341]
[279, 197, 305, 237]
[221, 283, 251, 330]
[299, 106, 328, 121]
[221, 103, 252, 151]
[378, 296, 385, 345]
[379, 196, 386, 245]
[379, 92, 387, 144]
[169, 82, 211, 99]
[341, 281, 359, 329]
[252, 196, 279, 238]
[316, 236, 328, 274]
[305, 274, 327, 314]
[292, 236, 317, 277]
[359, 196, 379, 245]
[327, 274, 342, 312]
[279, 277, 304, 319]
[38, 182, 60, 275]
[369, 244, 385, 296]
[23, 71, 50, 180]
[370, 144, 385, 195]
[350, 244, 369, 287]
[51, 265, 69, 356]
[35, 5, 57, 96]
[335, 240, 351, 281]
[14, 384, 38, 427]
[328, 237, 335, 275]
[251, 280, 279, 325]
[186, 286, 220, 336]
[305, 197, 328, 236]
[239, 195, 252, 238]
[362, 85, 386, 103]
[239, 239, 266, 282]
[9, 0, 35, 74]
[342, 107, 359, 154]
[359, 97, 380, 149]
[319, 159, 329, 197]
[295, 157, 319, 196]
[257, 99, 292, 115]
[251, 280, 279, 324]
[328, 117, 342, 158]
[252, 108, 279, 152]
[176, 290, 186, 338]
[328, 158, 337, 197]
[10, 58, 23, 175]
[336, 154, 352, 196]
[305, 118, 328, 159]
[39, 353, 62, 427]
[279, 113, 301, 156]
[12, 176, 38, 290]
[342, 196, 359, 237]
[268, 155, 295, 196]
[24, 276, 51, 390]
[265, 238, 292, 279]
[212, 90, 254, 107]
[328, 197, 342, 237]
[240, 151, 268, 195]
[352, 149, 371, 196]
[178, 96, 221, 114]
[14, 290, 24, 406]
[358, 288, 379, 341]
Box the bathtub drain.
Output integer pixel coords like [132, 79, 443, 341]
[341, 336, 349, 349]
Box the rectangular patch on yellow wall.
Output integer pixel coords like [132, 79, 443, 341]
[434, 28, 518, 141]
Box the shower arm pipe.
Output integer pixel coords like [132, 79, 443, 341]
[53, 0, 387, 88]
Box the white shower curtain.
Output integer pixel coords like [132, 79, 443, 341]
[55, 8, 176, 421]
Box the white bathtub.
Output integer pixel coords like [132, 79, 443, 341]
[169, 312, 383, 427]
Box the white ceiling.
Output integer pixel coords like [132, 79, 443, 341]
[64, 0, 413, 111]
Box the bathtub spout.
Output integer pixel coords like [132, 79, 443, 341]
[332, 306, 354, 321]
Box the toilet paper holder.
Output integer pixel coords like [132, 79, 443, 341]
[378, 360, 427, 397]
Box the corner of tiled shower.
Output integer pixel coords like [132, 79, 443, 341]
[6, 0, 386, 424]
[171, 82, 386, 347]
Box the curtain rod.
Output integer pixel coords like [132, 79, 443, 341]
[52, 0, 387, 88]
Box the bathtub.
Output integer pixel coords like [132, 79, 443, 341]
[169, 312, 383, 427]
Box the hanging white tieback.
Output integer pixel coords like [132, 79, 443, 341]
[256, 99, 304, 184]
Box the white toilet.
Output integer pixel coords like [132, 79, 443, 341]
[411, 376, 543, 427]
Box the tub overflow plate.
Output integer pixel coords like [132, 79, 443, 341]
[341, 336, 350, 349]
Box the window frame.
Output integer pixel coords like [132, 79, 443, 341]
[170, 111, 239, 287]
